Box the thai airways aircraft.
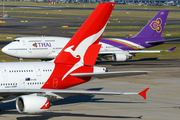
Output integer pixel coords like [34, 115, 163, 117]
[0, 3, 149, 114]
[2, 10, 176, 61]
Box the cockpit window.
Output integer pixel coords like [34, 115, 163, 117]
[12, 39, 20, 42]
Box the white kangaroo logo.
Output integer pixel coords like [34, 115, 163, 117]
[64, 45, 80, 58]
[44, 102, 49, 108]
[62, 25, 106, 80]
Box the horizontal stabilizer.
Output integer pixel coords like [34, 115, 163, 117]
[146, 38, 180, 44]
[71, 71, 148, 79]
[145, 40, 165, 44]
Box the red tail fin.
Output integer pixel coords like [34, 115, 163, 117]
[54, 3, 115, 65]
[139, 87, 149, 99]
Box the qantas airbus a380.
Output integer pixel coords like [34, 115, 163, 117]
[0, 3, 149, 114]
[2, 10, 176, 61]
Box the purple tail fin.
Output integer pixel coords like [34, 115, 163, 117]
[133, 10, 169, 38]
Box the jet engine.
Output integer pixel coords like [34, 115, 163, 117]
[112, 53, 127, 61]
[16, 95, 50, 114]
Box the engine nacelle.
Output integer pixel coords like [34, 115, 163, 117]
[112, 53, 127, 61]
[16, 95, 50, 114]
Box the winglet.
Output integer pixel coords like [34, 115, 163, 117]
[138, 87, 149, 99]
[167, 46, 176, 52]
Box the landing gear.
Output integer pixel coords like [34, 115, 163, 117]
[19, 58, 23, 62]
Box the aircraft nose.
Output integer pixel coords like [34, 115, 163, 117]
[1, 46, 8, 54]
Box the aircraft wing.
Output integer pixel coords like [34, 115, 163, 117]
[0, 88, 149, 100]
[99, 46, 176, 55]
[129, 46, 176, 53]
[99, 51, 121, 54]
[71, 71, 148, 79]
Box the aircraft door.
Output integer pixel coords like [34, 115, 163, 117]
[28, 43, 32, 54]
[52, 78, 58, 88]
[0, 67, 7, 77]
[20, 80, 25, 89]
[22, 40, 26, 45]
[28, 47, 32, 53]
[34, 66, 41, 76]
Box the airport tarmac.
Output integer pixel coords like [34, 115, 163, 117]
[0, 59, 180, 120]
[0, 12, 180, 38]
[0, 7, 180, 119]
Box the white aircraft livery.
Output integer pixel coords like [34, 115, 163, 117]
[2, 10, 176, 61]
[0, 3, 149, 114]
